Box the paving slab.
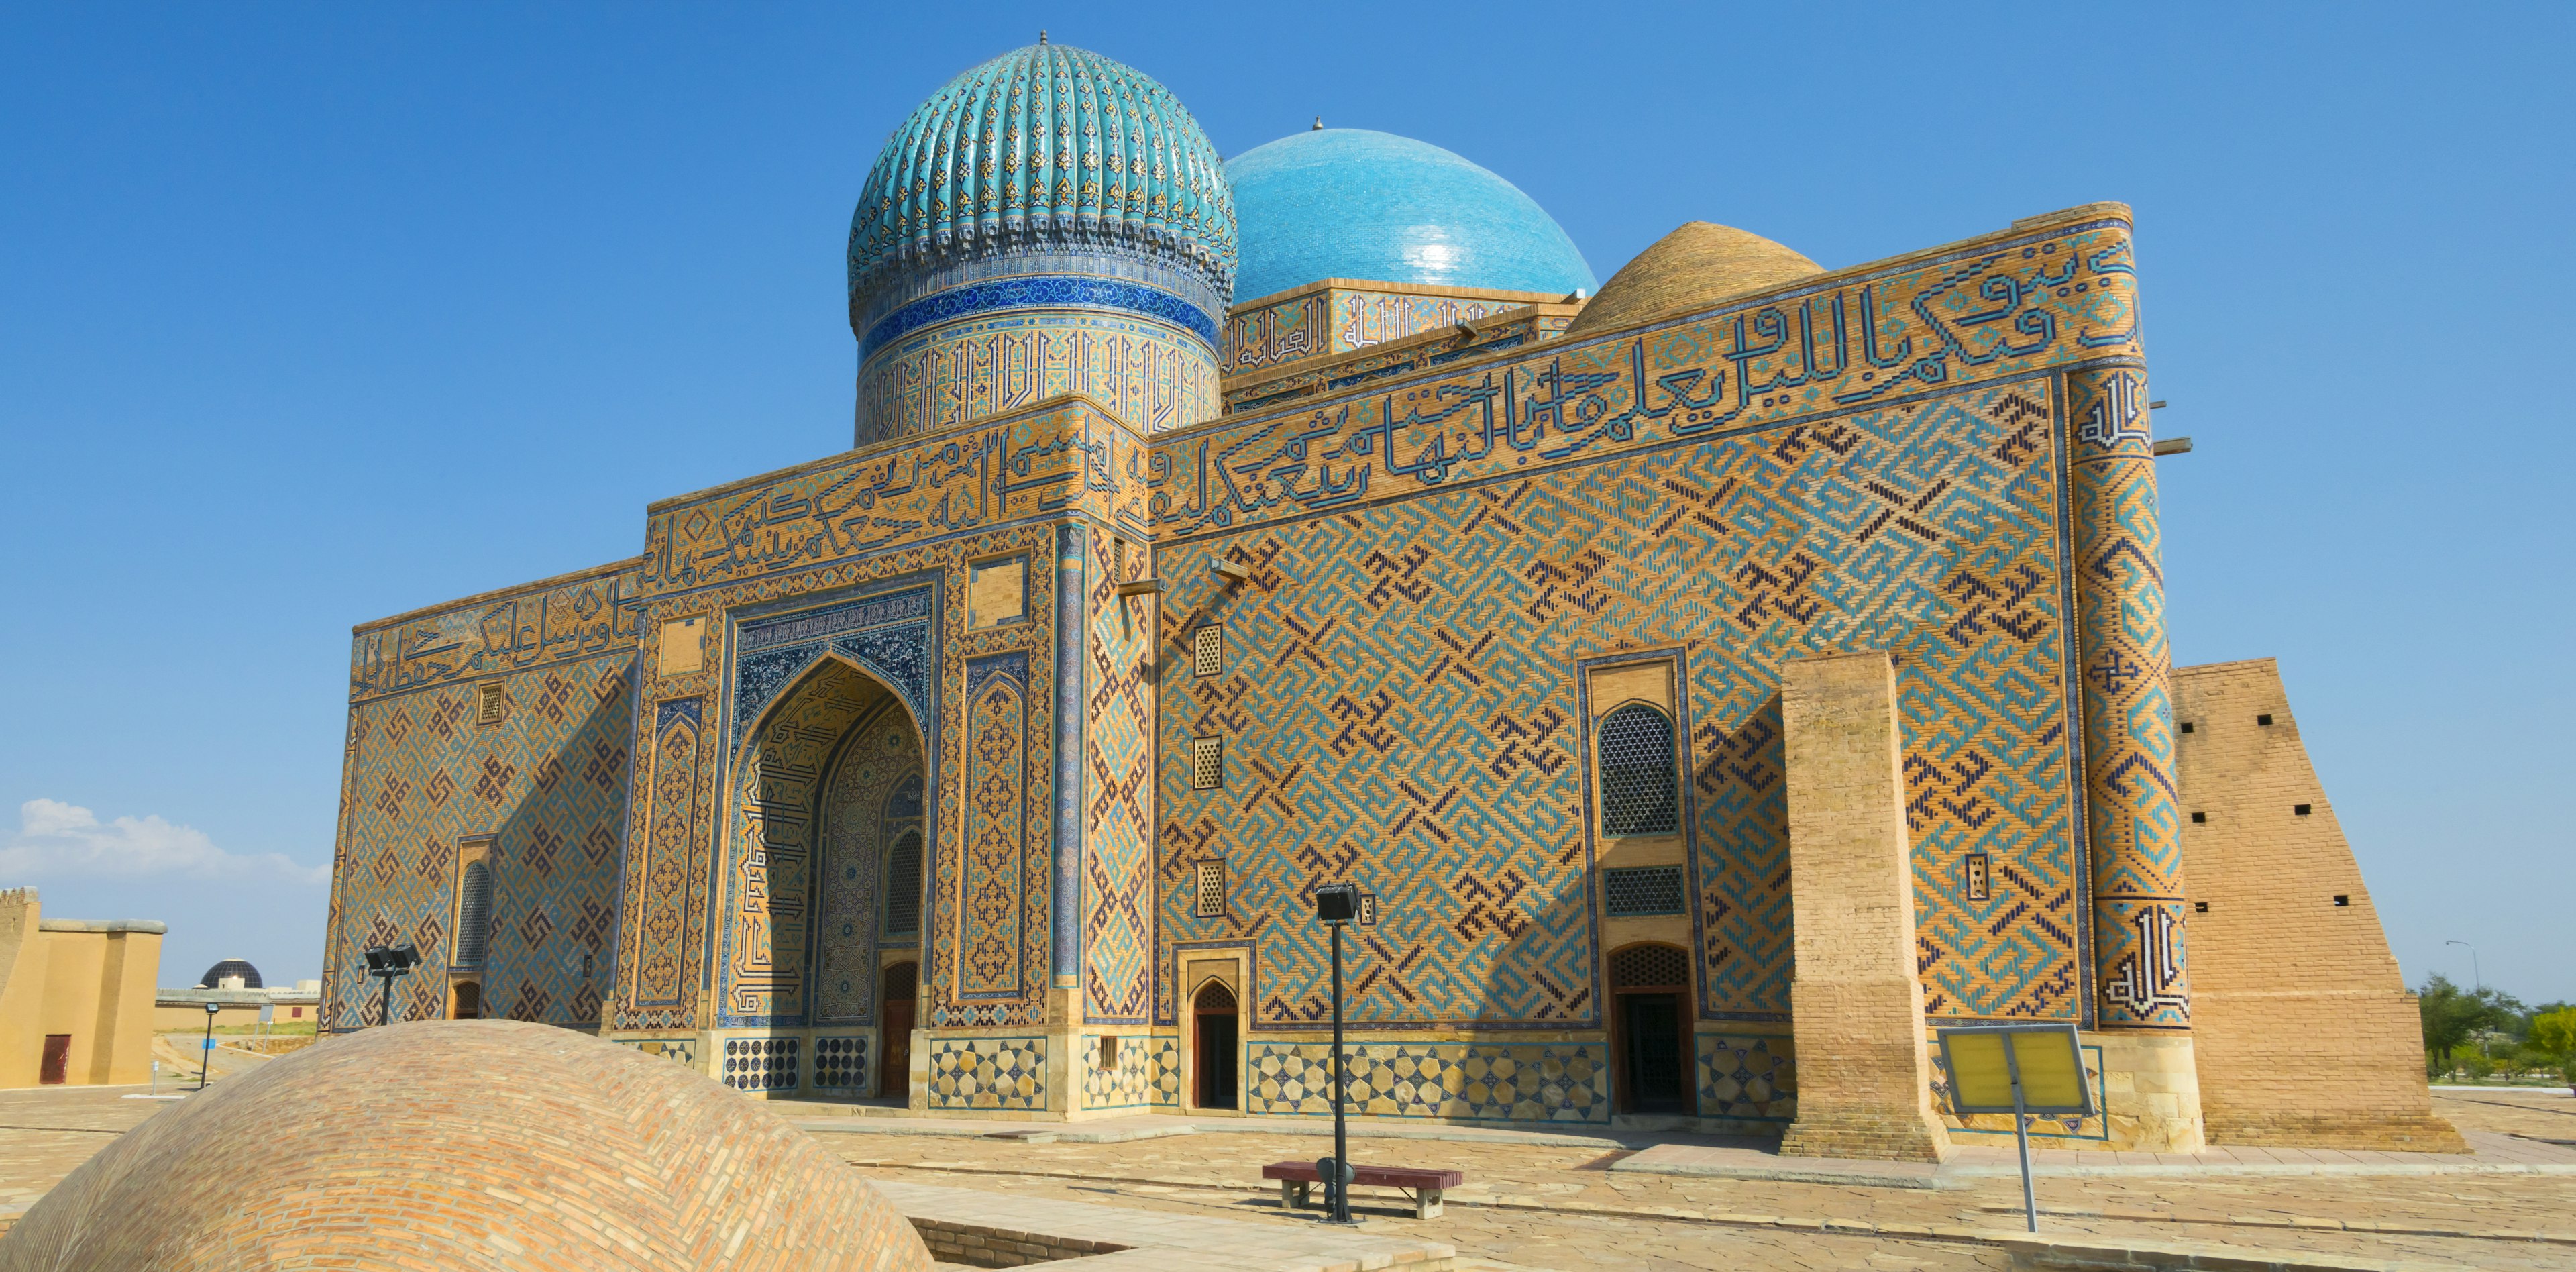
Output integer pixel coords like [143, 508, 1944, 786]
[877, 1177, 1456, 1270]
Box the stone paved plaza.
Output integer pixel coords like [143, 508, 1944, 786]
[2, 1079, 2572, 1268]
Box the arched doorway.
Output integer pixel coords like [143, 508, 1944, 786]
[879, 961, 916, 1098]
[1192, 979, 1238, 1110]
[1609, 943, 1693, 1113]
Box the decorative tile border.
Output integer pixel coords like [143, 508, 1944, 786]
[611, 1035, 700, 1070]
[1247, 1041, 1608, 1124]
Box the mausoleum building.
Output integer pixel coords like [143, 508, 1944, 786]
[323, 40, 2443, 1157]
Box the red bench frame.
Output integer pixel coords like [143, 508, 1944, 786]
[1262, 1160, 1464, 1220]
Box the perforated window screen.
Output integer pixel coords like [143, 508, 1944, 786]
[1603, 865, 1686, 916]
[884, 830, 922, 935]
[475, 682, 506, 724]
[1597, 704, 1680, 837]
[1195, 859, 1226, 916]
[1192, 625, 1223, 677]
[1191, 736, 1222, 790]
[1611, 943, 1690, 989]
[455, 861, 492, 966]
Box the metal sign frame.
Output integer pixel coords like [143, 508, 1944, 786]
[1936, 1023, 2094, 1118]
[1935, 1022, 2093, 1232]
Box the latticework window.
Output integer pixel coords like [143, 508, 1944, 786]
[1610, 943, 1690, 990]
[454, 860, 492, 967]
[1191, 625, 1223, 677]
[1190, 735, 1222, 790]
[884, 830, 922, 935]
[1603, 865, 1686, 916]
[475, 682, 506, 725]
[1194, 859, 1226, 916]
[1597, 704, 1679, 836]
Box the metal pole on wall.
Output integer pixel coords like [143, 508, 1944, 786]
[1311, 882, 1359, 1224]
[1330, 918, 1350, 1224]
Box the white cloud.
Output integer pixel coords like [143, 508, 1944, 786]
[0, 800, 326, 886]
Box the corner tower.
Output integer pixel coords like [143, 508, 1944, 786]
[848, 40, 1236, 444]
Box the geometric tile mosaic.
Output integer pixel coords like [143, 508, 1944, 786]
[1077, 1033, 1170, 1112]
[1694, 1032, 1796, 1124]
[928, 1035, 1049, 1112]
[1246, 1041, 1608, 1124]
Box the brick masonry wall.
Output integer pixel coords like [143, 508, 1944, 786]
[2175, 659, 2464, 1151]
[1776, 651, 1948, 1162]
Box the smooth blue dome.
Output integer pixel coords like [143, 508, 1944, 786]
[1226, 129, 1595, 303]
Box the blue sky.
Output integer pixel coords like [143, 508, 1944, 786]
[1, 3, 2567, 1002]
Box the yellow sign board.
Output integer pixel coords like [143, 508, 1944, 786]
[1937, 1024, 2093, 1117]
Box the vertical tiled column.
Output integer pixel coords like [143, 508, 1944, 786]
[2069, 368, 2189, 1028]
[1053, 523, 1086, 993]
[1777, 651, 1950, 1162]
[2070, 367, 2203, 1151]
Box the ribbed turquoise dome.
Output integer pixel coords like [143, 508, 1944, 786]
[1226, 129, 1595, 303]
[847, 42, 1236, 322]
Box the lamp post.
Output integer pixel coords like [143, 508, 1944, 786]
[1311, 882, 1360, 1224]
[363, 943, 421, 1027]
[199, 1000, 220, 1089]
[2445, 939, 2481, 992]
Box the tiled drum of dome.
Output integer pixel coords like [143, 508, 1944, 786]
[326, 563, 639, 1033]
[1149, 213, 2145, 1034]
[1246, 1041, 1607, 1122]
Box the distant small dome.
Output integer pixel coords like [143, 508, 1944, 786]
[1226, 129, 1595, 302]
[196, 959, 260, 990]
[1562, 221, 1822, 339]
[4, 1020, 931, 1270]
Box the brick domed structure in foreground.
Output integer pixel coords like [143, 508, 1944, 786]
[0, 1020, 930, 1271]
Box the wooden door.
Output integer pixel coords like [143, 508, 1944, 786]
[39, 1034, 70, 1085]
[878, 962, 915, 1099]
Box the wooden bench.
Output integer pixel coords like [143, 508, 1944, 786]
[1262, 1160, 1464, 1220]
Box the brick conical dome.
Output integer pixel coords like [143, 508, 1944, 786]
[0, 1020, 930, 1271]
[1564, 221, 1821, 339]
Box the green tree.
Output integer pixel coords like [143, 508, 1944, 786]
[2418, 974, 2520, 1078]
[2533, 1008, 2576, 1083]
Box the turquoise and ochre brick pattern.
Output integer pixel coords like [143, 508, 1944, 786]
[325, 561, 639, 1034]
[1246, 1041, 1608, 1123]
[2069, 364, 2186, 1028]
[1153, 212, 2137, 1034]
[927, 1035, 1049, 1111]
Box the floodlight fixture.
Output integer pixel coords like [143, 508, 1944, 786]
[363, 943, 423, 1026]
[1312, 882, 1359, 924]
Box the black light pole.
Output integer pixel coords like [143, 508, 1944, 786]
[1312, 883, 1360, 1224]
[199, 1000, 219, 1089]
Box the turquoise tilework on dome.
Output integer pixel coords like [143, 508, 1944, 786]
[849, 42, 1236, 309]
[1226, 129, 1596, 302]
